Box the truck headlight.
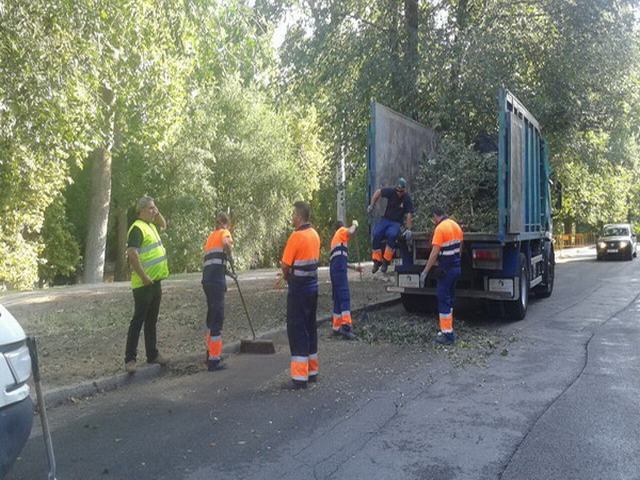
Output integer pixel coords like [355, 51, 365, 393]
[598, 242, 606, 249]
[620, 241, 629, 249]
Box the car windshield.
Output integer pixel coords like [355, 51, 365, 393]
[603, 227, 629, 237]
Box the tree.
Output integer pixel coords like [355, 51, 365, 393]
[77, 1, 192, 283]
[157, 77, 327, 271]
[0, 2, 94, 289]
[271, 0, 640, 234]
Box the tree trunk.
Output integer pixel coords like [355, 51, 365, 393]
[83, 84, 116, 284]
[388, 0, 402, 106]
[404, 0, 419, 120]
[114, 203, 129, 282]
[446, 0, 470, 130]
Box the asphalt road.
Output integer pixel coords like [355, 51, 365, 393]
[9, 252, 640, 480]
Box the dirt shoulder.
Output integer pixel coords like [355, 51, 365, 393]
[8, 269, 395, 388]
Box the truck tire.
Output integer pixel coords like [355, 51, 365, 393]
[534, 244, 554, 298]
[401, 293, 434, 314]
[504, 253, 529, 321]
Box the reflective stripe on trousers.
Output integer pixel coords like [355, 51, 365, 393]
[330, 262, 351, 331]
[439, 311, 453, 333]
[309, 353, 319, 377]
[205, 333, 223, 360]
[291, 355, 309, 381]
[332, 311, 352, 331]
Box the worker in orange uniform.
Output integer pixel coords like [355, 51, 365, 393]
[421, 207, 463, 345]
[330, 219, 359, 339]
[367, 177, 414, 273]
[202, 213, 234, 371]
[281, 201, 321, 390]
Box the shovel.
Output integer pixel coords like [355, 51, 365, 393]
[226, 260, 276, 355]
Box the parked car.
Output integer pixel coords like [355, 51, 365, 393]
[0, 304, 33, 478]
[596, 223, 637, 261]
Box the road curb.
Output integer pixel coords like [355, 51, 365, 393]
[555, 245, 595, 259]
[42, 296, 400, 408]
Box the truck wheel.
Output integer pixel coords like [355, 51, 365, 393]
[401, 294, 434, 314]
[534, 244, 554, 298]
[504, 253, 529, 320]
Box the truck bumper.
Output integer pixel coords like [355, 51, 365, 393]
[387, 285, 519, 301]
[0, 396, 33, 477]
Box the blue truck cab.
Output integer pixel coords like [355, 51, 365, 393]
[368, 89, 554, 319]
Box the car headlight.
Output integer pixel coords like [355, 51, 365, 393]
[598, 242, 606, 249]
[620, 241, 629, 248]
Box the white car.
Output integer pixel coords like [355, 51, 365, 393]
[596, 223, 637, 261]
[0, 304, 33, 478]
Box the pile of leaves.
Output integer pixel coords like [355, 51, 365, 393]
[413, 137, 498, 233]
[356, 309, 507, 368]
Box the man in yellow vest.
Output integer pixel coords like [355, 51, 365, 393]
[125, 196, 170, 373]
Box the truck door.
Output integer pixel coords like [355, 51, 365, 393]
[367, 102, 437, 220]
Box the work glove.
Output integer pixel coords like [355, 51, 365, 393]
[420, 270, 428, 287]
[351, 219, 359, 228]
[402, 229, 413, 243]
[367, 204, 374, 214]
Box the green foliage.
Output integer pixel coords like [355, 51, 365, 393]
[0, 2, 94, 289]
[272, 0, 640, 236]
[3, 0, 640, 289]
[0, 0, 327, 288]
[413, 137, 498, 232]
[151, 77, 327, 272]
[39, 198, 81, 285]
[554, 131, 636, 227]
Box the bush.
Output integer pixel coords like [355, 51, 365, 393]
[39, 198, 81, 286]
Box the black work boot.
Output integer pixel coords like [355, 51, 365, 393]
[291, 379, 308, 390]
[372, 261, 381, 274]
[434, 331, 455, 346]
[339, 324, 357, 340]
[380, 260, 389, 274]
[207, 358, 226, 371]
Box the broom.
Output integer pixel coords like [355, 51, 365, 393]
[227, 259, 276, 354]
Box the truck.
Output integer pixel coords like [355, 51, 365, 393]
[367, 89, 555, 320]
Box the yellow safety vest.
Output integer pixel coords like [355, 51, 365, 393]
[128, 219, 169, 289]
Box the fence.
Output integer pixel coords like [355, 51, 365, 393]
[555, 233, 596, 250]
